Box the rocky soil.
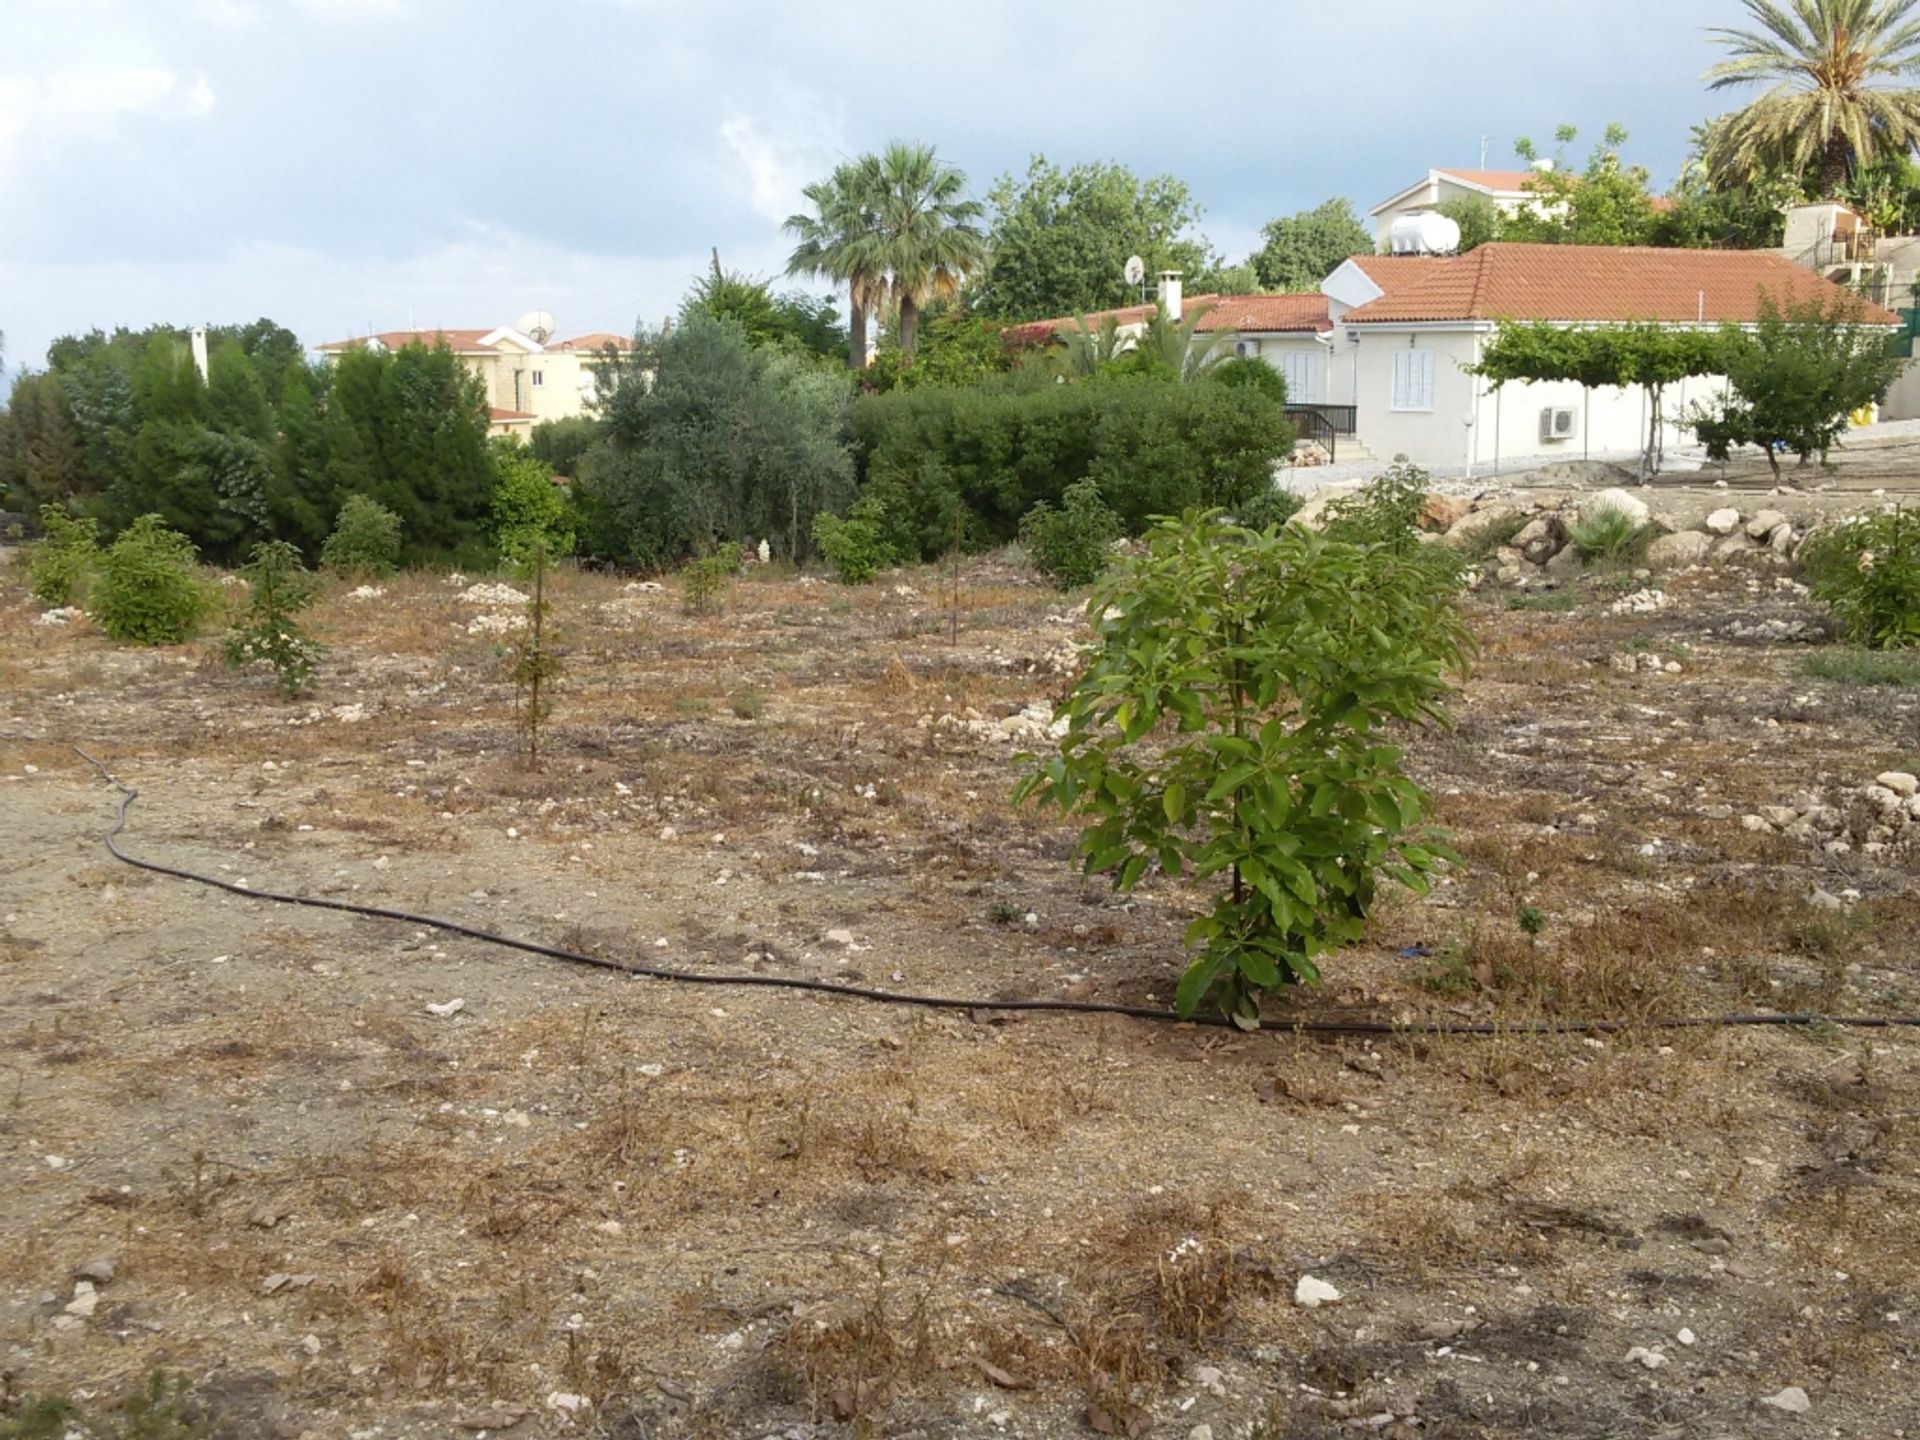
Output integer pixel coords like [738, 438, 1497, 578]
[1, 538, 1918, 1439]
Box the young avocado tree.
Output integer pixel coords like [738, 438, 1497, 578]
[1015, 493, 1473, 1027]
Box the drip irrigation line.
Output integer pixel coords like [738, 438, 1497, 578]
[76, 750, 1920, 1038]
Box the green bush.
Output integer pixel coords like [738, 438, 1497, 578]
[1800, 509, 1920, 648]
[1211, 356, 1288, 404]
[1020, 479, 1121, 588]
[223, 540, 324, 696]
[1567, 507, 1655, 566]
[850, 377, 1295, 559]
[812, 496, 896, 584]
[528, 416, 601, 477]
[1233, 486, 1304, 532]
[92, 514, 210, 645]
[321, 494, 402, 577]
[1015, 509, 1474, 1027]
[26, 506, 100, 605]
[489, 440, 575, 566]
[681, 542, 743, 613]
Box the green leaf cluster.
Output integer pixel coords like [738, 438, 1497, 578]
[488, 439, 575, 566]
[850, 377, 1295, 560]
[1014, 509, 1474, 1027]
[1019, 479, 1121, 589]
[320, 494, 403, 577]
[812, 496, 896, 584]
[223, 540, 324, 696]
[25, 505, 100, 605]
[1801, 507, 1920, 649]
[92, 514, 211, 646]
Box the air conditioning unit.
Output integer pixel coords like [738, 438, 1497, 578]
[1236, 338, 1262, 359]
[1540, 406, 1578, 441]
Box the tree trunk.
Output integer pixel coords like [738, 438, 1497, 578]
[848, 297, 868, 371]
[899, 294, 921, 358]
[1820, 134, 1853, 201]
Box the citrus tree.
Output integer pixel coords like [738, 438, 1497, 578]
[1015, 499, 1473, 1026]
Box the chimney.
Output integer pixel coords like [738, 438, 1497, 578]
[1157, 270, 1183, 323]
[189, 326, 210, 383]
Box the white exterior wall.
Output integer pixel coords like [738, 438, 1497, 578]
[1238, 333, 1329, 404]
[1371, 175, 1535, 249]
[1337, 322, 1732, 468]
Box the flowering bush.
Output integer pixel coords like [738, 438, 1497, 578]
[223, 540, 324, 695]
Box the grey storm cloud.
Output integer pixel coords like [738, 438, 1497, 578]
[2, 0, 1739, 374]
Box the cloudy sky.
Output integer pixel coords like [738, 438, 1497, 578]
[3, 0, 1745, 375]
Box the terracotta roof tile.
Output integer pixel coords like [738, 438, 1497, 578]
[1004, 294, 1224, 344]
[1434, 168, 1543, 193]
[489, 407, 537, 423]
[1340, 244, 1903, 326]
[318, 328, 501, 353]
[553, 332, 633, 352]
[1192, 294, 1331, 333]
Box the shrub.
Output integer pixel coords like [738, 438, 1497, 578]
[26, 506, 99, 605]
[1233, 486, 1304, 532]
[1567, 508, 1655, 566]
[1015, 510, 1474, 1027]
[321, 494, 403, 577]
[1019, 479, 1121, 588]
[1318, 462, 1464, 587]
[92, 514, 210, 645]
[223, 539, 324, 696]
[489, 440, 575, 566]
[681, 542, 743, 613]
[812, 497, 895, 584]
[1801, 648, 1920, 687]
[1210, 356, 1288, 404]
[1799, 508, 1920, 648]
[850, 378, 1295, 559]
[529, 415, 601, 477]
[507, 542, 563, 766]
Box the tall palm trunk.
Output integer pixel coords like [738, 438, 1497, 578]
[899, 295, 921, 358]
[1820, 133, 1853, 199]
[848, 298, 868, 370]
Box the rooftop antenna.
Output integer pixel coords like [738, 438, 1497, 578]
[1480, 134, 1491, 167]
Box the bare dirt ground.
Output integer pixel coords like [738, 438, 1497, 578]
[2, 535, 1918, 1440]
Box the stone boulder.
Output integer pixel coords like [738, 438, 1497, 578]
[1746, 508, 1789, 540]
[1580, 488, 1652, 529]
[1712, 532, 1758, 561]
[1418, 494, 1473, 533]
[1645, 530, 1712, 573]
[1705, 507, 1742, 535]
[1512, 515, 1565, 565]
[1442, 504, 1522, 549]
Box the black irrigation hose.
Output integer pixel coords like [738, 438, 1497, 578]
[76, 749, 1920, 1038]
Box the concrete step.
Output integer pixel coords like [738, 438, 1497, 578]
[1333, 436, 1377, 462]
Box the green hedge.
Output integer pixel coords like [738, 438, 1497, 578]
[849, 377, 1295, 561]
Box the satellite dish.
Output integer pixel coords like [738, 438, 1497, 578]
[517, 310, 556, 344]
[1123, 255, 1146, 286]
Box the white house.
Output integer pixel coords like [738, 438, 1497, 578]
[317, 322, 632, 437]
[1314, 243, 1902, 469]
[1368, 168, 1547, 249]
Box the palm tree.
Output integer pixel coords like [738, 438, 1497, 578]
[1703, 0, 1920, 195]
[868, 142, 987, 358]
[1135, 302, 1239, 383]
[784, 156, 886, 370]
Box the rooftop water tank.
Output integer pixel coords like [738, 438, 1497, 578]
[1389, 211, 1462, 255]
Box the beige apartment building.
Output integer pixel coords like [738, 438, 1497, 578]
[316, 321, 632, 437]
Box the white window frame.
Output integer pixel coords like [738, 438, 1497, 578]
[1391, 349, 1436, 412]
[1278, 350, 1318, 405]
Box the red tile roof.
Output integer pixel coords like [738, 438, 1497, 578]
[318, 328, 502, 354]
[1346, 253, 1454, 298]
[1340, 244, 1903, 326]
[553, 332, 633, 352]
[1003, 294, 1224, 346]
[489, 407, 537, 424]
[1434, 168, 1543, 193]
[1192, 294, 1332, 333]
